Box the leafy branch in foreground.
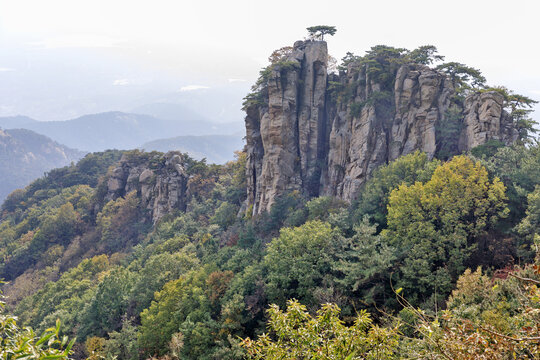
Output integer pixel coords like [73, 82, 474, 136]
[0, 281, 75, 359]
[242, 299, 400, 360]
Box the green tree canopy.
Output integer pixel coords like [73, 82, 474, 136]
[263, 220, 338, 307]
[436, 61, 486, 90]
[406, 45, 445, 65]
[354, 151, 439, 228]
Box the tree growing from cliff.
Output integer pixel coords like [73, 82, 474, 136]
[267, 46, 293, 64]
[482, 86, 538, 143]
[407, 45, 445, 65]
[436, 62, 486, 90]
[306, 25, 337, 41]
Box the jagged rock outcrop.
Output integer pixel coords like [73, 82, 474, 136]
[245, 40, 518, 214]
[390, 64, 454, 161]
[459, 91, 518, 151]
[321, 63, 455, 201]
[103, 151, 189, 222]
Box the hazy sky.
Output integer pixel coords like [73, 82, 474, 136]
[0, 0, 539, 122]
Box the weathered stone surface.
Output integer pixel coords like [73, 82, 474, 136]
[104, 152, 189, 223]
[297, 41, 328, 196]
[390, 64, 453, 161]
[139, 169, 154, 184]
[248, 40, 330, 214]
[244, 41, 518, 215]
[245, 104, 264, 213]
[459, 91, 518, 151]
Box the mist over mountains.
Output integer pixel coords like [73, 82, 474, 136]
[0, 111, 244, 153]
[0, 44, 253, 123]
[141, 134, 244, 164]
[0, 116, 39, 128]
[0, 46, 248, 167]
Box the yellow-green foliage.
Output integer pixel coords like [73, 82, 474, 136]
[354, 150, 440, 227]
[86, 336, 107, 360]
[242, 299, 399, 360]
[407, 263, 540, 359]
[384, 156, 509, 304]
[386, 155, 508, 240]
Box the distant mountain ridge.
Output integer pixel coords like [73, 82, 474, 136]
[131, 103, 245, 137]
[0, 128, 84, 201]
[0, 116, 39, 129]
[141, 134, 244, 164]
[0, 111, 244, 153]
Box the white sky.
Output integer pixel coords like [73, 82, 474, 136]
[0, 0, 539, 120]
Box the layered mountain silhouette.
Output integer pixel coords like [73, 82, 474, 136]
[0, 110, 244, 156]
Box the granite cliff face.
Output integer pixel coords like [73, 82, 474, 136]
[245, 40, 517, 214]
[245, 41, 329, 214]
[459, 91, 517, 151]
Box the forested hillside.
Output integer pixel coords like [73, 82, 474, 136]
[1, 142, 539, 359]
[0, 35, 539, 360]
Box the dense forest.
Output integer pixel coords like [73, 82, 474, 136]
[1, 37, 540, 359]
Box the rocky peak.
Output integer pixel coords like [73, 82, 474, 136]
[245, 41, 518, 215]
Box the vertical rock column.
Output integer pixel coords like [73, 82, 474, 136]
[247, 40, 329, 214]
[323, 64, 390, 201]
[244, 104, 265, 214]
[297, 41, 328, 196]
